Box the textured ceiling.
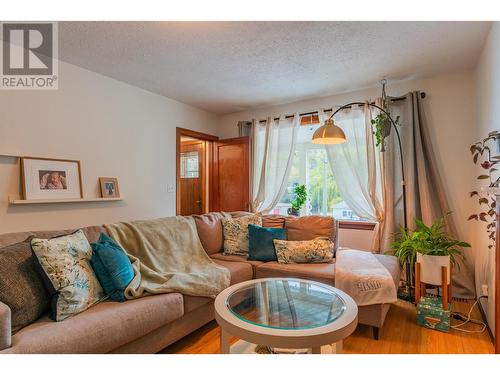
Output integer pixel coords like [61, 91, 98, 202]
[59, 21, 491, 114]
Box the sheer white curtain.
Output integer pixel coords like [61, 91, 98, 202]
[322, 106, 385, 251]
[251, 114, 300, 213]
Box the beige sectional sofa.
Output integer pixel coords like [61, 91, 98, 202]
[0, 212, 399, 353]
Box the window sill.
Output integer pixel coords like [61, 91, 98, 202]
[338, 220, 377, 231]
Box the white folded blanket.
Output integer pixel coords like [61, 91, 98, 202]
[335, 249, 397, 306]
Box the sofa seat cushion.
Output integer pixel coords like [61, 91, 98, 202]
[210, 253, 264, 268]
[255, 261, 336, 286]
[211, 259, 253, 286]
[4, 293, 184, 354]
[184, 256, 259, 312]
[183, 295, 212, 314]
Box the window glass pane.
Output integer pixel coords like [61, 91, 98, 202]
[276, 124, 366, 221]
[180, 151, 199, 178]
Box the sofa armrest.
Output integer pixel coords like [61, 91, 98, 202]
[0, 301, 12, 350]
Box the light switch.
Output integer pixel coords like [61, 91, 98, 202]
[167, 184, 175, 193]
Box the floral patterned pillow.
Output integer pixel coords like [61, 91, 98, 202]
[31, 229, 105, 321]
[222, 214, 262, 256]
[273, 237, 334, 264]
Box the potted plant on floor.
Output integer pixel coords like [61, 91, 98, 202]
[389, 215, 470, 287]
[287, 184, 307, 216]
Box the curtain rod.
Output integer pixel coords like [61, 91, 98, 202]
[257, 92, 426, 124]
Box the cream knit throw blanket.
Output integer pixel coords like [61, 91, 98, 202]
[335, 248, 397, 306]
[105, 216, 230, 299]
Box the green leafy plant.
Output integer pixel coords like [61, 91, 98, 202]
[387, 215, 470, 269]
[291, 184, 307, 212]
[468, 131, 499, 250]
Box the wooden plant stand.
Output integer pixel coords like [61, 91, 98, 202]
[415, 262, 452, 309]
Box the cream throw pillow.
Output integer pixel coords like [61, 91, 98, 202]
[31, 229, 105, 321]
[222, 213, 262, 256]
[273, 237, 334, 264]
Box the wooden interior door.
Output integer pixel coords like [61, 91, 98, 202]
[213, 137, 250, 212]
[179, 141, 204, 215]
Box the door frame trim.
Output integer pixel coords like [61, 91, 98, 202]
[176, 127, 219, 215]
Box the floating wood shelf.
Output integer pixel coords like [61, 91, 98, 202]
[8, 196, 123, 205]
[0, 153, 21, 158]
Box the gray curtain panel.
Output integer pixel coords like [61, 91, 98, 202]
[380, 91, 475, 298]
[237, 121, 253, 137]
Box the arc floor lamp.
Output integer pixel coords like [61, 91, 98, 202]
[312, 80, 412, 299]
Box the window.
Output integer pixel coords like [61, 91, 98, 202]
[180, 151, 199, 178]
[275, 122, 365, 221]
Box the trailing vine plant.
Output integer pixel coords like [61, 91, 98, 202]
[371, 111, 400, 151]
[468, 131, 500, 249]
[370, 79, 401, 151]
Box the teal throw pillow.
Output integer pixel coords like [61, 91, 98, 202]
[248, 224, 287, 261]
[90, 233, 134, 302]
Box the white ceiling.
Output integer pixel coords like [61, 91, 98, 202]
[59, 21, 491, 114]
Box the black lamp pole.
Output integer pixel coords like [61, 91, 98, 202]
[328, 102, 411, 297]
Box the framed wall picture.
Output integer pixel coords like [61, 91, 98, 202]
[99, 177, 120, 198]
[21, 157, 83, 200]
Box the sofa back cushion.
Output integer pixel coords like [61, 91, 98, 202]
[262, 215, 287, 228]
[284, 215, 336, 242]
[192, 212, 231, 255]
[0, 225, 106, 249]
[0, 239, 50, 333]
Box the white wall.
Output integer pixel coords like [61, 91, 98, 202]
[0, 61, 219, 234]
[219, 72, 479, 256]
[474, 22, 500, 334]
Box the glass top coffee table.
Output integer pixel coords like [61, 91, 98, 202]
[214, 278, 358, 354]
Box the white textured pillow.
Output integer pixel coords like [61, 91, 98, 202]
[222, 214, 262, 256]
[31, 229, 105, 321]
[273, 237, 334, 264]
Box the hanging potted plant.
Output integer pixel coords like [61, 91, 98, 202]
[389, 215, 470, 286]
[287, 184, 307, 216]
[370, 79, 401, 152]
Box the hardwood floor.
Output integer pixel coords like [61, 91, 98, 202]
[162, 299, 494, 354]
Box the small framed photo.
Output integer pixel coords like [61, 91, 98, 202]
[99, 177, 120, 198]
[21, 157, 83, 200]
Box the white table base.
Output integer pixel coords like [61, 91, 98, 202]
[221, 331, 343, 354]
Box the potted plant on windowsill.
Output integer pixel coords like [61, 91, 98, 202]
[389, 215, 470, 287]
[287, 184, 307, 216]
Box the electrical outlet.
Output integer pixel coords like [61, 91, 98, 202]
[481, 284, 489, 296]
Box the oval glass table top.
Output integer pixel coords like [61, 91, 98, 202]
[225, 279, 347, 330]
